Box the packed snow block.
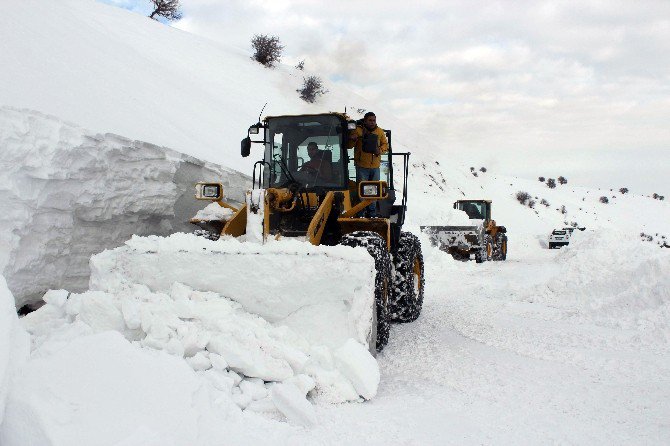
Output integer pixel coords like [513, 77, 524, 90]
[89, 233, 377, 350]
[0, 107, 249, 308]
[271, 382, 317, 427]
[0, 276, 29, 427]
[334, 339, 380, 400]
[0, 331, 199, 446]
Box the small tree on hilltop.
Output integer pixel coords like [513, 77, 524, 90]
[619, 187, 629, 194]
[538, 176, 545, 182]
[558, 176, 567, 185]
[297, 76, 327, 103]
[295, 60, 305, 71]
[546, 178, 556, 189]
[251, 34, 284, 67]
[148, 0, 182, 21]
[599, 196, 609, 204]
[479, 167, 487, 173]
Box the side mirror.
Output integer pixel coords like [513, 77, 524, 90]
[241, 137, 251, 157]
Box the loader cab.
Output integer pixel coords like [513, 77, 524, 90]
[261, 114, 349, 190]
[454, 200, 492, 222]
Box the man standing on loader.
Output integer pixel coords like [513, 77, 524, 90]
[347, 112, 388, 218]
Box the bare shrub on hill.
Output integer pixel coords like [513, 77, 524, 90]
[251, 34, 284, 67]
[558, 176, 567, 185]
[149, 0, 182, 21]
[516, 191, 531, 205]
[546, 178, 556, 189]
[538, 176, 545, 182]
[297, 76, 327, 103]
[599, 196, 609, 204]
[540, 198, 550, 207]
[295, 60, 305, 71]
[479, 167, 487, 172]
[619, 187, 629, 194]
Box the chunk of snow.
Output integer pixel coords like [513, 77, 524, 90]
[333, 338, 380, 400]
[271, 382, 317, 427]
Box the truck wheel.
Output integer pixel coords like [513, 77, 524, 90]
[389, 232, 425, 323]
[339, 231, 391, 351]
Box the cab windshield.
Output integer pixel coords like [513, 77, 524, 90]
[263, 115, 346, 189]
[457, 201, 489, 220]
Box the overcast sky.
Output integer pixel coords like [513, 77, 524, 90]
[101, 0, 669, 194]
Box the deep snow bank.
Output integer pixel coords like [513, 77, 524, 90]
[0, 107, 249, 307]
[0, 276, 29, 427]
[531, 231, 670, 342]
[0, 330, 200, 446]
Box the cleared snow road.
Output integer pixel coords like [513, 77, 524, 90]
[299, 239, 670, 445]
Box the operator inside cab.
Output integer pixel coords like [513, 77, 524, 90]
[299, 141, 332, 181]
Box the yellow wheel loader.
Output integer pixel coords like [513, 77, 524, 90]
[191, 113, 424, 352]
[421, 200, 507, 263]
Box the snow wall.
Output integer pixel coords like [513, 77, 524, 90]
[0, 107, 250, 308]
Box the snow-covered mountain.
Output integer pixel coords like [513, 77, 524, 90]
[0, 0, 668, 444]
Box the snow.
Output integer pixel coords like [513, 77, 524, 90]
[0, 277, 29, 427]
[0, 0, 669, 443]
[191, 202, 234, 222]
[0, 107, 248, 308]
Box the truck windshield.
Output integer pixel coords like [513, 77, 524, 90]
[263, 115, 346, 189]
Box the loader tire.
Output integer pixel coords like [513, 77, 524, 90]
[475, 250, 485, 263]
[339, 231, 391, 352]
[390, 232, 425, 323]
[485, 235, 493, 261]
[193, 228, 220, 241]
[493, 234, 508, 261]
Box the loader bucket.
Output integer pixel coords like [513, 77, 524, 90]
[89, 233, 377, 351]
[420, 225, 481, 251]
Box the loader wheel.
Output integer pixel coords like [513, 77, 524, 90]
[485, 235, 493, 261]
[389, 232, 425, 323]
[492, 234, 508, 261]
[475, 250, 485, 263]
[339, 231, 391, 352]
[500, 236, 507, 261]
[193, 228, 220, 241]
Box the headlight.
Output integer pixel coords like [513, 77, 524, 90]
[347, 121, 357, 130]
[362, 184, 379, 196]
[203, 185, 220, 198]
[195, 183, 223, 200]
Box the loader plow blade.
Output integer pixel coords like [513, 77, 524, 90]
[90, 233, 377, 350]
[420, 225, 481, 251]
